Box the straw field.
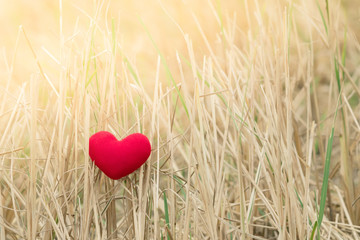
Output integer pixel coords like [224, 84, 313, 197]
[0, 0, 360, 239]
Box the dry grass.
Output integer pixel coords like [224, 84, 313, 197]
[0, 0, 360, 239]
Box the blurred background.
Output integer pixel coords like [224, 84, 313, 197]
[0, 0, 244, 89]
[1, 0, 359, 92]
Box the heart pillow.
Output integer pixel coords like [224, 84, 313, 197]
[89, 131, 151, 180]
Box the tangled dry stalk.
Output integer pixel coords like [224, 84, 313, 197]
[0, 0, 360, 239]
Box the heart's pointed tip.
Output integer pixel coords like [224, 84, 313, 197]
[107, 175, 123, 180]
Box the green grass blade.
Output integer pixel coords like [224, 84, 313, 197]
[316, 91, 341, 238]
[316, 127, 334, 239]
[215, 0, 226, 48]
[124, 57, 140, 85]
[163, 192, 170, 240]
[334, 57, 341, 91]
[172, 175, 186, 199]
[325, 0, 330, 24]
[295, 188, 304, 209]
[310, 221, 318, 240]
[227, 212, 233, 240]
[315, 0, 328, 35]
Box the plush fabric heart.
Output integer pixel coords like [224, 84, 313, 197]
[89, 131, 151, 180]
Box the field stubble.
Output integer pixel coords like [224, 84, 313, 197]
[0, 0, 360, 239]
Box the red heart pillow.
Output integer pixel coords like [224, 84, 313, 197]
[89, 131, 151, 180]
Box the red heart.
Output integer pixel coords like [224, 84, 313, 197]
[89, 131, 151, 180]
